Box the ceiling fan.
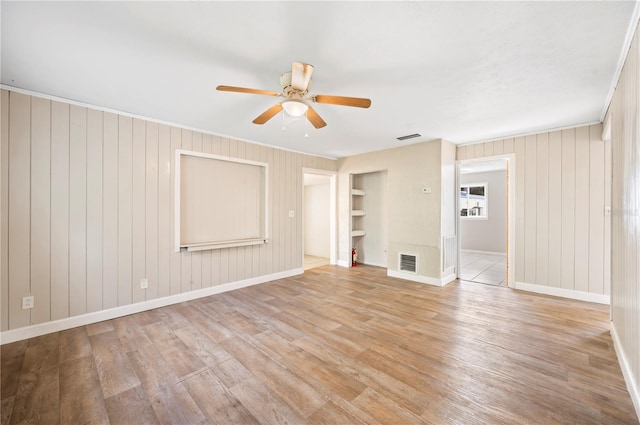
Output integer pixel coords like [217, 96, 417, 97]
[216, 62, 371, 129]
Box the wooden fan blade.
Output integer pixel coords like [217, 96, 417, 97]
[306, 106, 327, 129]
[217, 85, 280, 97]
[253, 104, 283, 124]
[291, 62, 314, 91]
[312, 94, 371, 108]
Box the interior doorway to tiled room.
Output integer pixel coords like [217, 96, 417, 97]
[457, 158, 509, 287]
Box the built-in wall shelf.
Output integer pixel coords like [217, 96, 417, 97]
[351, 180, 366, 257]
[350, 171, 387, 268]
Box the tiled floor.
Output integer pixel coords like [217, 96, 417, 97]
[304, 255, 330, 270]
[459, 251, 507, 286]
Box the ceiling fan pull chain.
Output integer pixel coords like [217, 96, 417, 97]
[305, 114, 309, 138]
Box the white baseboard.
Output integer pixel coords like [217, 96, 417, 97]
[0, 268, 303, 345]
[441, 272, 457, 286]
[611, 322, 640, 422]
[387, 270, 456, 287]
[336, 260, 386, 268]
[360, 261, 387, 268]
[461, 249, 506, 256]
[513, 281, 610, 305]
[337, 259, 351, 268]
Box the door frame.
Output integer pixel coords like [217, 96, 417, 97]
[302, 168, 338, 266]
[456, 154, 516, 286]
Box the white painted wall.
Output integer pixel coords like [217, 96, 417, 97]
[0, 89, 337, 332]
[606, 17, 640, 419]
[460, 169, 507, 253]
[357, 171, 388, 267]
[304, 183, 330, 258]
[338, 140, 449, 281]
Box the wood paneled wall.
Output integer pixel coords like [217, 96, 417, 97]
[457, 123, 610, 296]
[607, 18, 640, 416]
[0, 90, 336, 331]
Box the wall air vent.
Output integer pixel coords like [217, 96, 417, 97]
[399, 253, 417, 273]
[443, 235, 456, 271]
[396, 133, 421, 141]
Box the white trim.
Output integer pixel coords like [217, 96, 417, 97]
[441, 272, 457, 286]
[0, 85, 338, 160]
[602, 113, 612, 142]
[457, 154, 516, 287]
[611, 322, 640, 422]
[601, 2, 640, 121]
[387, 270, 456, 287]
[175, 149, 182, 252]
[337, 259, 351, 268]
[186, 239, 266, 251]
[457, 154, 515, 165]
[0, 268, 303, 345]
[360, 261, 387, 268]
[461, 249, 506, 256]
[513, 281, 610, 305]
[175, 149, 269, 252]
[457, 121, 602, 147]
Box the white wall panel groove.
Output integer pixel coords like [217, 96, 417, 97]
[457, 123, 608, 297]
[30, 97, 51, 324]
[1, 91, 10, 331]
[607, 19, 640, 419]
[0, 89, 336, 332]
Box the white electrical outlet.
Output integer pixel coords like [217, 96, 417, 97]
[140, 278, 148, 289]
[288, 210, 295, 218]
[22, 296, 34, 309]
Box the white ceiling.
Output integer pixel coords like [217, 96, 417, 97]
[2, 1, 637, 159]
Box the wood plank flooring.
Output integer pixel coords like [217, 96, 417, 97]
[1, 265, 638, 424]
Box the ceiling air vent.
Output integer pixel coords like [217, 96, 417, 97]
[396, 133, 421, 141]
[399, 253, 417, 273]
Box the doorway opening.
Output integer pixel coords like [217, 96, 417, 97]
[302, 169, 337, 270]
[457, 155, 515, 287]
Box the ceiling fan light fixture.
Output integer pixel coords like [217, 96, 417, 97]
[282, 99, 308, 117]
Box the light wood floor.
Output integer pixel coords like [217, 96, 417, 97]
[2, 265, 638, 424]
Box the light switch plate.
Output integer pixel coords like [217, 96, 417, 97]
[22, 296, 34, 309]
